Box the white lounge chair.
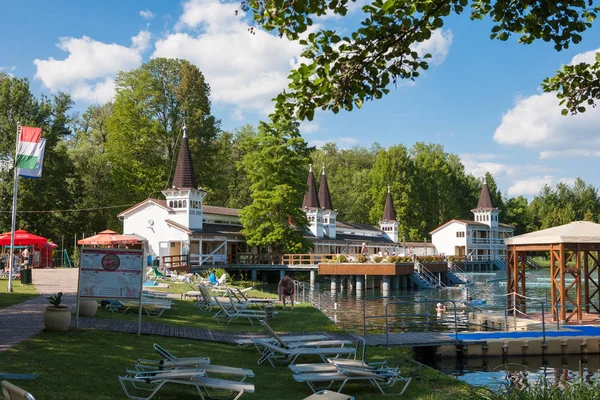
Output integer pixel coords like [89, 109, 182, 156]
[1, 380, 36, 400]
[146, 344, 210, 368]
[119, 369, 254, 400]
[212, 298, 267, 325]
[293, 364, 411, 396]
[302, 391, 355, 400]
[132, 363, 254, 382]
[254, 339, 357, 368]
[234, 288, 276, 310]
[259, 320, 352, 349]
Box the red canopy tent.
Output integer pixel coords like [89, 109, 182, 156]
[77, 230, 139, 246]
[34, 241, 58, 268]
[0, 229, 48, 246]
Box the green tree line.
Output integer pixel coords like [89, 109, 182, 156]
[1, 58, 599, 253]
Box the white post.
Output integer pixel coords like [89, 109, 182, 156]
[7, 123, 21, 293]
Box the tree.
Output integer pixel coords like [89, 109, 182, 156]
[240, 0, 600, 120]
[106, 58, 220, 204]
[503, 196, 529, 235]
[239, 121, 313, 255]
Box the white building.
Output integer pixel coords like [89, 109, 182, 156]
[118, 132, 434, 269]
[430, 181, 514, 261]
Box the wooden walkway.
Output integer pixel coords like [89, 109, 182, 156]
[73, 317, 460, 348]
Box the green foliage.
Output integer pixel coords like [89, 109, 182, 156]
[373, 256, 383, 263]
[416, 255, 446, 263]
[238, 0, 599, 121]
[335, 254, 347, 263]
[542, 51, 600, 115]
[46, 292, 63, 307]
[356, 254, 368, 263]
[202, 267, 229, 280]
[106, 58, 220, 204]
[239, 120, 313, 255]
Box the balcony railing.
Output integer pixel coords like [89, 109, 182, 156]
[469, 238, 506, 245]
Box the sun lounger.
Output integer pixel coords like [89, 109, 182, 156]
[119, 369, 254, 400]
[119, 300, 171, 317]
[148, 344, 210, 367]
[132, 363, 254, 382]
[212, 298, 267, 325]
[254, 339, 357, 368]
[233, 288, 276, 310]
[1, 380, 36, 400]
[259, 320, 352, 349]
[302, 390, 355, 400]
[293, 364, 411, 396]
[234, 334, 330, 348]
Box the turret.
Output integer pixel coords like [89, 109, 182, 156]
[318, 166, 337, 239]
[302, 164, 323, 238]
[379, 186, 399, 243]
[162, 125, 206, 230]
[471, 178, 499, 228]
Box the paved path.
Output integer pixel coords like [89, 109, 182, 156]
[0, 269, 78, 353]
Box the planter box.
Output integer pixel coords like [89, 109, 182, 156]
[318, 263, 413, 276]
[44, 305, 71, 331]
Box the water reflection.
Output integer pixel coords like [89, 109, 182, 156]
[423, 354, 600, 388]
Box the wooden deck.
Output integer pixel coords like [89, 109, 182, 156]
[73, 317, 460, 348]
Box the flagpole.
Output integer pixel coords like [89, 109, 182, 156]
[8, 122, 21, 293]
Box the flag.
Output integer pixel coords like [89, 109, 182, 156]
[16, 126, 46, 178]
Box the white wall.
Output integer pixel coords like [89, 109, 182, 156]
[431, 222, 467, 256]
[122, 203, 188, 261]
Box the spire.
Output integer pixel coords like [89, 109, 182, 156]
[475, 179, 495, 210]
[302, 164, 320, 208]
[172, 124, 198, 189]
[318, 165, 333, 210]
[383, 186, 396, 221]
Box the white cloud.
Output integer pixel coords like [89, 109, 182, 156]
[459, 153, 553, 179]
[508, 176, 576, 196]
[140, 10, 155, 20]
[411, 29, 453, 66]
[300, 122, 320, 134]
[0, 65, 16, 76]
[494, 47, 600, 157]
[229, 108, 244, 121]
[153, 0, 303, 113]
[33, 32, 150, 103]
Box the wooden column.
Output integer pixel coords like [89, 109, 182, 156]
[584, 250, 590, 313]
[550, 244, 557, 322]
[559, 243, 566, 323]
[576, 247, 582, 322]
[519, 251, 527, 313]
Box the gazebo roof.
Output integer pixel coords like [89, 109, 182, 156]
[505, 221, 600, 246]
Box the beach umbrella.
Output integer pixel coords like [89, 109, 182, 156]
[77, 230, 139, 246]
[0, 229, 48, 246]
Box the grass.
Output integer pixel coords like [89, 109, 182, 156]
[96, 298, 341, 333]
[0, 279, 39, 309]
[0, 329, 475, 400]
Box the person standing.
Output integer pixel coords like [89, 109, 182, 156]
[278, 275, 295, 309]
[21, 247, 30, 268]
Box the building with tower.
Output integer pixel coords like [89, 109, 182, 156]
[119, 131, 433, 270]
[430, 179, 514, 262]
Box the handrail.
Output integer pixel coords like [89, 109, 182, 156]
[363, 295, 429, 336]
[414, 261, 446, 288]
[495, 291, 553, 341]
[293, 279, 339, 322]
[447, 261, 469, 283]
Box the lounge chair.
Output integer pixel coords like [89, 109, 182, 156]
[146, 344, 210, 368]
[1, 380, 36, 400]
[234, 288, 276, 310]
[212, 298, 267, 325]
[119, 299, 172, 317]
[302, 391, 355, 400]
[259, 320, 352, 349]
[253, 339, 357, 368]
[132, 363, 254, 382]
[119, 369, 254, 400]
[293, 363, 411, 396]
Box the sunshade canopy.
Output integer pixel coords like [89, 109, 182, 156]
[505, 221, 600, 246]
[77, 230, 139, 246]
[0, 229, 49, 246]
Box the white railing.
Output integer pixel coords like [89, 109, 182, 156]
[414, 261, 446, 288]
[469, 238, 505, 245]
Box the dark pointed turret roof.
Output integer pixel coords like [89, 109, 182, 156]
[318, 166, 333, 210]
[172, 127, 198, 190]
[302, 164, 320, 209]
[474, 179, 496, 210]
[382, 186, 396, 221]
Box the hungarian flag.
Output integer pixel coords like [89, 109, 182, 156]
[16, 126, 46, 178]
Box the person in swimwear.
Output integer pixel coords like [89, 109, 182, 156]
[278, 275, 295, 309]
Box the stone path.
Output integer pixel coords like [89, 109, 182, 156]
[0, 269, 78, 353]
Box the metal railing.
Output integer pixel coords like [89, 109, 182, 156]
[447, 261, 469, 283]
[293, 279, 339, 321]
[496, 292, 554, 343]
[414, 261, 446, 288]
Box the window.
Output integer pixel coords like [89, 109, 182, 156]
[456, 231, 465, 238]
[183, 200, 187, 208]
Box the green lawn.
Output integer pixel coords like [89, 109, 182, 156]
[0, 329, 475, 400]
[0, 279, 39, 309]
[96, 298, 340, 333]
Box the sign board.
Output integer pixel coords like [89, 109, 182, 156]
[78, 248, 143, 299]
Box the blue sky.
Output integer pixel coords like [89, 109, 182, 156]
[1, 0, 599, 199]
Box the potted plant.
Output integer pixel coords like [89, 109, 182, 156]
[44, 292, 71, 331]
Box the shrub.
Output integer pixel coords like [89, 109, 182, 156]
[47, 292, 63, 307]
[356, 254, 367, 263]
[373, 256, 383, 263]
[335, 254, 347, 263]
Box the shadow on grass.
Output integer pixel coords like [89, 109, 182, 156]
[0, 280, 39, 309]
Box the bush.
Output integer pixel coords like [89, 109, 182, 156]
[335, 254, 347, 263]
[356, 254, 367, 263]
[386, 256, 398, 263]
[202, 267, 229, 280]
[373, 256, 383, 263]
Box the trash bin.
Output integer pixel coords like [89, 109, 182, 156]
[20, 268, 32, 284]
[153, 259, 160, 267]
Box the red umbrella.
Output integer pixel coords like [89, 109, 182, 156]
[0, 229, 48, 246]
[78, 230, 139, 246]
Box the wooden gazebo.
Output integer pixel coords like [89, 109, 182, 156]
[505, 221, 600, 324]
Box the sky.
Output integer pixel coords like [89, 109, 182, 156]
[1, 0, 599, 199]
